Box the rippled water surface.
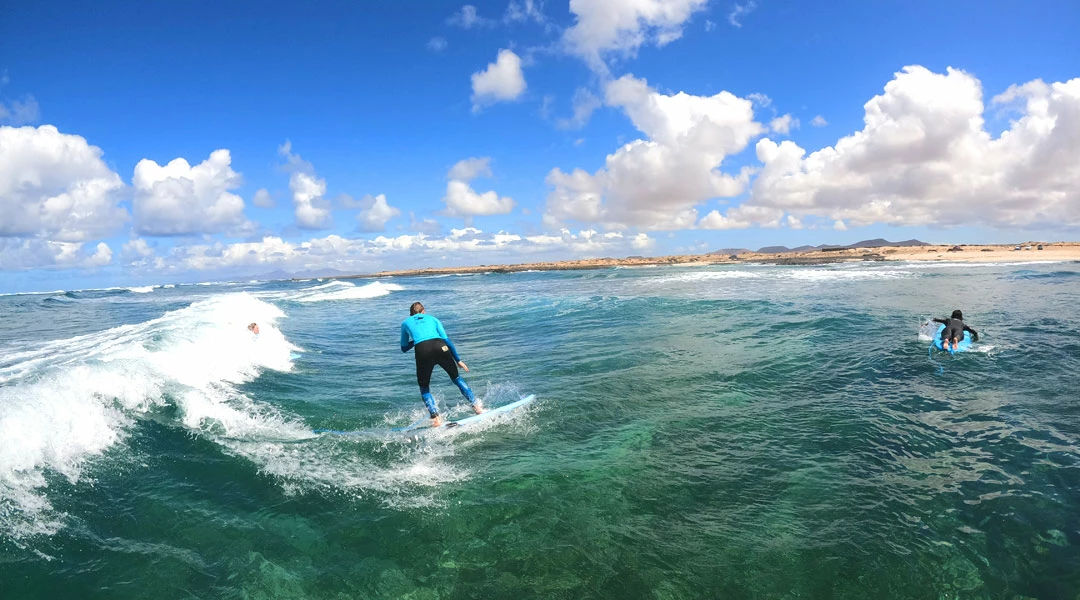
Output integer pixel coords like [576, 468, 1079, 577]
[2, 261, 1079, 598]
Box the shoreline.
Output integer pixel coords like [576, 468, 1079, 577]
[323, 242, 1080, 281]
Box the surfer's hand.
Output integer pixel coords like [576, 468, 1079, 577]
[458, 361, 469, 372]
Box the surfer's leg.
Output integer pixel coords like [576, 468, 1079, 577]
[434, 353, 480, 411]
[415, 342, 440, 418]
[453, 377, 483, 413]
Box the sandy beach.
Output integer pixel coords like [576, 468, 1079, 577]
[331, 241, 1080, 280]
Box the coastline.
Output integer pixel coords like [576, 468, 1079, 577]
[325, 242, 1080, 281]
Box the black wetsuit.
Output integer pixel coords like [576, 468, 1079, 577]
[413, 338, 460, 389]
[933, 317, 978, 343]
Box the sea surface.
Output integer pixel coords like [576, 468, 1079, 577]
[2, 261, 1079, 599]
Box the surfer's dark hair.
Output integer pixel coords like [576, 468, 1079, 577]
[951, 309, 963, 320]
[410, 302, 425, 315]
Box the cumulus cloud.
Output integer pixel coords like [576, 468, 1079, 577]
[728, 0, 757, 28]
[443, 157, 515, 219]
[0, 238, 113, 270]
[132, 149, 249, 236]
[156, 228, 653, 274]
[355, 193, 401, 232]
[448, 5, 494, 28]
[563, 0, 709, 70]
[252, 188, 274, 208]
[810, 115, 828, 127]
[0, 95, 41, 126]
[279, 141, 332, 229]
[770, 114, 798, 134]
[729, 66, 1080, 230]
[410, 212, 442, 235]
[556, 87, 602, 130]
[544, 74, 764, 230]
[471, 49, 527, 111]
[0, 125, 127, 242]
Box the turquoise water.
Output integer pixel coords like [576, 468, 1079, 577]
[2, 261, 1079, 598]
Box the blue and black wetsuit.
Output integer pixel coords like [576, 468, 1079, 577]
[400, 313, 476, 417]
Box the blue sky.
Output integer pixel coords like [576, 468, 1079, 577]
[1, 0, 1079, 292]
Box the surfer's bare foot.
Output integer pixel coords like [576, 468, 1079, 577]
[472, 403, 484, 414]
[432, 415, 443, 427]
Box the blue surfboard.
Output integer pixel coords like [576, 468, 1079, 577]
[931, 323, 974, 354]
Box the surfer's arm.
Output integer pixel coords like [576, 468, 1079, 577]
[400, 324, 414, 353]
[963, 325, 979, 342]
[435, 320, 462, 362]
[931, 318, 947, 324]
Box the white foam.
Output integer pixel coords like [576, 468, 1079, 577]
[897, 260, 1065, 270]
[647, 267, 912, 285]
[128, 286, 155, 294]
[259, 280, 404, 303]
[0, 292, 303, 541]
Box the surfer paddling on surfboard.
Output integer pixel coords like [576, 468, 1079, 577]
[931, 310, 979, 353]
[400, 302, 483, 427]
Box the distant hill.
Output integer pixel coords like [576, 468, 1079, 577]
[750, 238, 929, 254]
[709, 248, 752, 255]
[846, 238, 929, 249]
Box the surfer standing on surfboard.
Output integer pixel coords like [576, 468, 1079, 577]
[400, 302, 483, 427]
[932, 310, 979, 352]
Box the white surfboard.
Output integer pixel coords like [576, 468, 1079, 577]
[444, 394, 536, 428]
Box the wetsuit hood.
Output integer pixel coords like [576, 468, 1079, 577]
[951, 310, 963, 320]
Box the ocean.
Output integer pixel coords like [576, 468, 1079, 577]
[2, 260, 1079, 599]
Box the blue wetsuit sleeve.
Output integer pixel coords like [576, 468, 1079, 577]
[400, 322, 414, 353]
[435, 319, 461, 362]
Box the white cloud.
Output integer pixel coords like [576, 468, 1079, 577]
[556, 87, 602, 130]
[427, 36, 448, 52]
[728, 0, 757, 28]
[747, 92, 771, 107]
[132, 149, 249, 236]
[443, 158, 515, 219]
[705, 19, 716, 32]
[252, 188, 274, 208]
[471, 49, 527, 111]
[121, 238, 155, 261]
[738, 66, 1080, 230]
[448, 156, 493, 181]
[154, 228, 652, 274]
[698, 209, 750, 230]
[630, 232, 655, 250]
[444, 181, 516, 217]
[448, 5, 494, 28]
[279, 141, 332, 229]
[833, 220, 847, 231]
[810, 115, 828, 127]
[0, 125, 127, 242]
[563, 0, 709, 71]
[506, 0, 546, 23]
[0, 95, 41, 126]
[409, 212, 442, 235]
[0, 238, 113, 270]
[355, 193, 401, 232]
[545, 74, 764, 230]
[770, 114, 798, 134]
